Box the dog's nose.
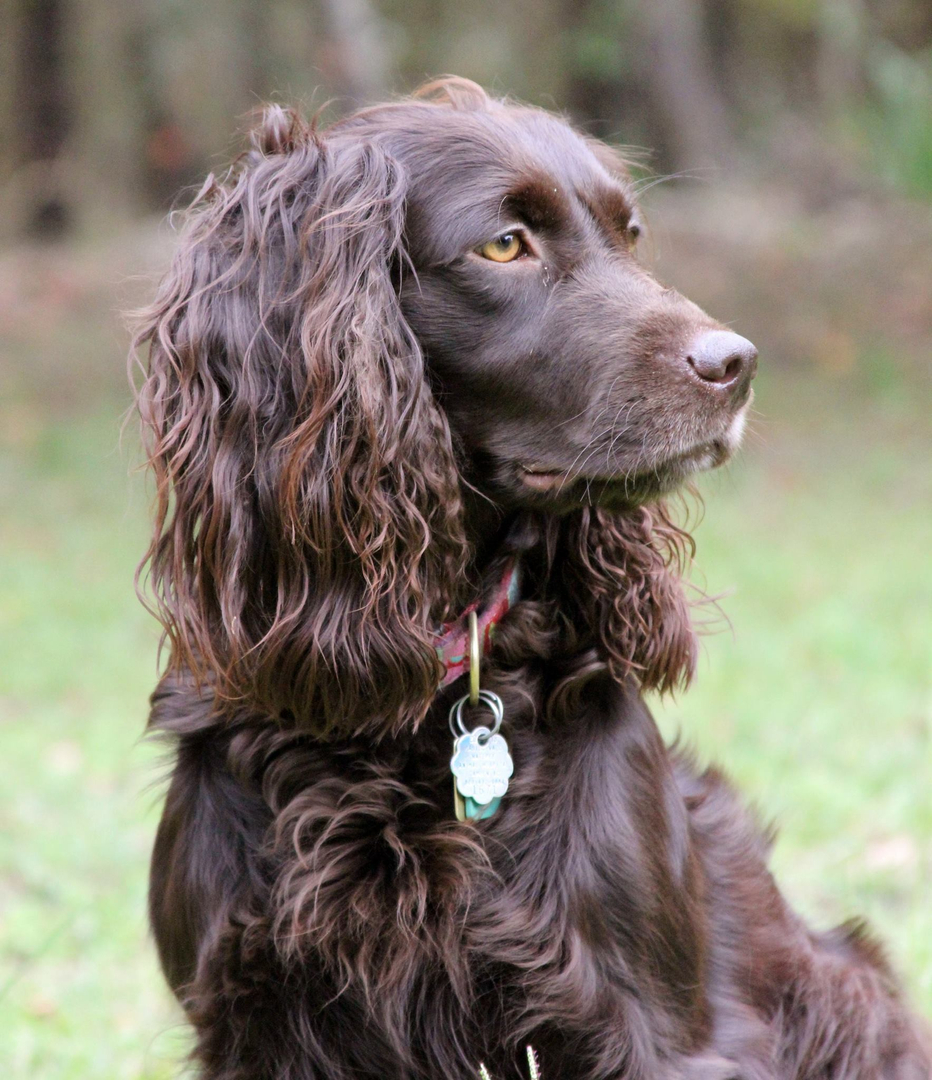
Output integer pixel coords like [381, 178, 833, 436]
[685, 330, 758, 388]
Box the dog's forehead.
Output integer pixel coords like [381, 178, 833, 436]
[394, 108, 634, 255]
[513, 110, 631, 192]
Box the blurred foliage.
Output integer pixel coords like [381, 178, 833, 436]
[1, 0, 932, 243]
[859, 44, 932, 195]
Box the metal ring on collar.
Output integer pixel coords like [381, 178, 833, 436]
[468, 609, 481, 706]
[449, 689, 504, 738]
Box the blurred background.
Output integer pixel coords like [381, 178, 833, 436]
[1, 1, 930, 1076]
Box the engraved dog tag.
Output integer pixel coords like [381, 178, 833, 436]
[450, 727, 514, 807]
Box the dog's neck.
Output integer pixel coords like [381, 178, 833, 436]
[451, 477, 697, 705]
[461, 484, 512, 569]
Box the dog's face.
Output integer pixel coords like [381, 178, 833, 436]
[137, 85, 753, 730]
[383, 107, 757, 511]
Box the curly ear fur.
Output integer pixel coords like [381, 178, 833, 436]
[560, 504, 696, 695]
[133, 100, 694, 741]
[132, 107, 467, 737]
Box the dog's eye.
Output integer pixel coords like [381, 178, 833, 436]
[478, 232, 525, 263]
[626, 222, 642, 249]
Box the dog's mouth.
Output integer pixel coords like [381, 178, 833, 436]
[518, 399, 751, 501]
[519, 436, 733, 497]
[519, 466, 578, 492]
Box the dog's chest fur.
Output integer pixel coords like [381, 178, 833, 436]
[198, 666, 755, 1078]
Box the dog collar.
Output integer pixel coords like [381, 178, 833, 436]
[435, 557, 521, 688]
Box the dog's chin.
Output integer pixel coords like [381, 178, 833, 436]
[479, 403, 751, 512]
[515, 462, 697, 511]
[515, 426, 744, 511]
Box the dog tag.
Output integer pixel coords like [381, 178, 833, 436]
[450, 727, 514, 807]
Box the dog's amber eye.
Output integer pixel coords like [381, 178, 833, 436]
[478, 232, 524, 263]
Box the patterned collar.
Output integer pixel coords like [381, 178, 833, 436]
[435, 557, 522, 687]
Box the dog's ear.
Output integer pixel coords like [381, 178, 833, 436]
[133, 108, 467, 738]
[562, 504, 697, 695]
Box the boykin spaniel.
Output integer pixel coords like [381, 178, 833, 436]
[133, 79, 930, 1079]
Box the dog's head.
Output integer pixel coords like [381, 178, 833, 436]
[365, 80, 756, 512]
[134, 79, 755, 736]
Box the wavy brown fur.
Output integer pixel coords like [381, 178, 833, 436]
[561, 504, 697, 694]
[136, 81, 930, 1080]
[134, 111, 467, 738]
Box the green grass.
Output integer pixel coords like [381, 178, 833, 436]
[0, 356, 929, 1077]
[0, 403, 187, 1078]
[654, 364, 932, 1011]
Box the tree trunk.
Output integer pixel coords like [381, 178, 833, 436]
[817, 0, 868, 118]
[68, 0, 147, 231]
[315, 0, 391, 109]
[630, 0, 735, 174]
[7, 0, 73, 237]
[0, 0, 22, 185]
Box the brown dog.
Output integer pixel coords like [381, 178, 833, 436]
[134, 79, 929, 1079]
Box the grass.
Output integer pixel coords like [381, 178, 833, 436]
[0, 259, 929, 1077]
[654, 363, 932, 1009]
[0, 403, 187, 1078]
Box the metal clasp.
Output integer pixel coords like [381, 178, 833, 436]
[468, 608, 480, 705]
